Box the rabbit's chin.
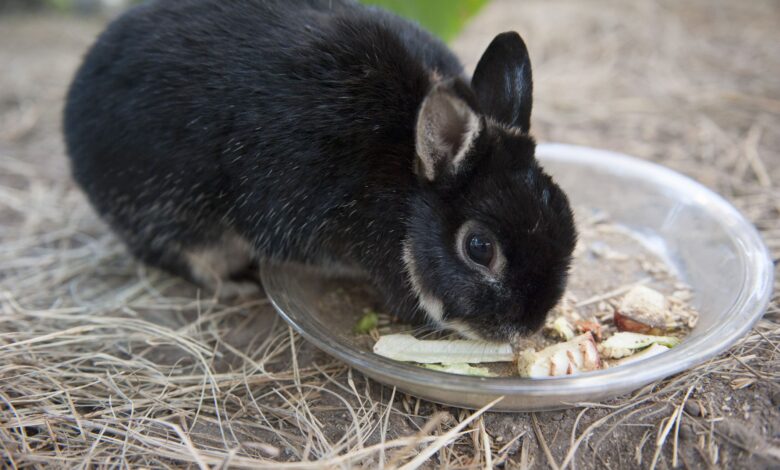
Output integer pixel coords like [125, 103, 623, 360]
[437, 319, 483, 341]
[448, 318, 543, 343]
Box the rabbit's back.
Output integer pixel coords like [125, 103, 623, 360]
[65, 0, 462, 200]
[64, 0, 462, 281]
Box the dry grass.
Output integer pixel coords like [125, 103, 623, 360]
[1, 0, 779, 468]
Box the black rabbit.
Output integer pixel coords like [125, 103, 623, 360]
[64, 0, 577, 342]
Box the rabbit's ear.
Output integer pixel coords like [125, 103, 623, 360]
[471, 32, 533, 133]
[415, 84, 481, 182]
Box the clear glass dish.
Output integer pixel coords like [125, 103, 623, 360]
[261, 143, 774, 411]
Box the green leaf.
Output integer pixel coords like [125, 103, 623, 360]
[373, 334, 514, 363]
[353, 310, 380, 334]
[361, 0, 488, 42]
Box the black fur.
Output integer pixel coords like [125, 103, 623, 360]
[472, 32, 534, 133]
[64, 0, 577, 342]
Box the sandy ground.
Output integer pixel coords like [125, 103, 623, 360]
[1, 0, 779, 468]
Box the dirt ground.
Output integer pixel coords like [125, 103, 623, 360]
[1, 0, 779, 468]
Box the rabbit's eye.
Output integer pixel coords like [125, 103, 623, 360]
[466, 233, 495, 267]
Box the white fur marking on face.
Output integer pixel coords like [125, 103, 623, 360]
[442, 319, 483, 340]
[402, 241, 444, 323]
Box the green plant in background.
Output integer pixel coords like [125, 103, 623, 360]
[20, 0, 487, 39]
[361, 0, 488, 42]
[46, 0, 73, 10]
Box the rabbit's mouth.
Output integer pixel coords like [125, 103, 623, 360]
[443, 316, 544, 343]
[438, 319, 482, 341]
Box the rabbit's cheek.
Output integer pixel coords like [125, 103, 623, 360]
[402, 241, 445, 325]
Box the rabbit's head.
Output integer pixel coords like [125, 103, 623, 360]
[404, 32, 577, 342]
